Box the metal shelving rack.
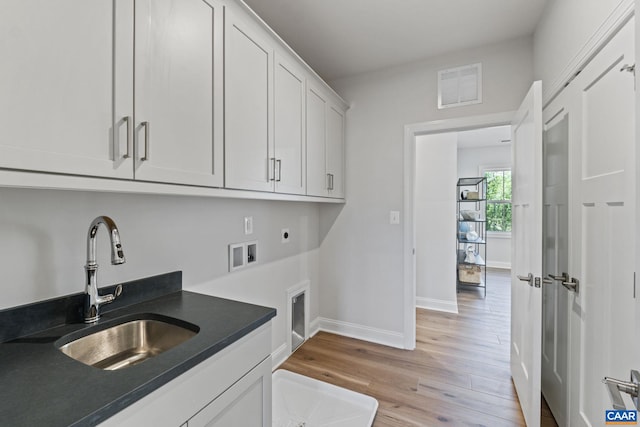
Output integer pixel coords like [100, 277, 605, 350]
[456, 177, 487, 297]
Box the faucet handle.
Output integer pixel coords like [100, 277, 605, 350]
[96, 284, 123, 306]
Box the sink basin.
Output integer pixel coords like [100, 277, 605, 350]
[57, 315, 199, 370]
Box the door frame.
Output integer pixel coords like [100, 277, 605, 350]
[402, 111, 515, 349]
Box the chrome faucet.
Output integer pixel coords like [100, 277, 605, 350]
[84, 216, 126, 323]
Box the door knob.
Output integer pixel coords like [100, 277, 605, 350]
[517, 273, 533, 285]
[549, 272, 569, 282]
[603, 371, 640, 410]
[561, 277, 579, 293]
[549, 273, 579, 293]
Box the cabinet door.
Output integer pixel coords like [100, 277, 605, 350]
[134, 0, 223, 187]
[326, 104, 345, 198]
[0, 0, 133, 179]
[306, 86, 328, 197]
[188, 357, 272, 427]
[274, 54, 306, 195]
[225, 12, 274, 192]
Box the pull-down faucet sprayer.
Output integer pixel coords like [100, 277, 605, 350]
[84, 216, 126, 323]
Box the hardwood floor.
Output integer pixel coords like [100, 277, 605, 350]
[279, 268, 559, 426]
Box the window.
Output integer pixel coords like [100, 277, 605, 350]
[484, 169, 511, 233]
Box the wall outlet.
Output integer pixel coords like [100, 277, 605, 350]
[244, 216, 253, 235]
[281, 228, 290, 243]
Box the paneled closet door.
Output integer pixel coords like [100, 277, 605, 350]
[541, 94, 570, 427]
[0, 0, 133, 179]
[224, 11, 274, 192]
[134, 0, 223, 187]
[568, 18, 636, 426]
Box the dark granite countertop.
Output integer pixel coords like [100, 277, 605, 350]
[0, 273, 276, 427]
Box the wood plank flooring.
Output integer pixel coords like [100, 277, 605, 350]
[279, 269, 559, 426]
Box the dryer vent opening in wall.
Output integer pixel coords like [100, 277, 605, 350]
[287, 281, 310, 354]
[438, 63, 482, 109]
[291, 292, 305, 351]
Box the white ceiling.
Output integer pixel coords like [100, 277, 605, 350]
[457, 125, 511, 149]
[243, 0, 548, 81]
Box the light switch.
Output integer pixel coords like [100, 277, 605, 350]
[244, 216, 253, 235]
[390, 211, 400, 225]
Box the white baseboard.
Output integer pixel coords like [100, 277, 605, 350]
[486, 261, 511, 270]
[271, 343, 288, 370]
[317, 317, 405, 349]
[416, 297, 458, 314]
[309, 317, 320, 337]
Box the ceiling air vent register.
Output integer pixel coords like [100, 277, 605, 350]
[437, 63, 482, 109]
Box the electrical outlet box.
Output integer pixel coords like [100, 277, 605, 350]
[282, 228, 290, 243]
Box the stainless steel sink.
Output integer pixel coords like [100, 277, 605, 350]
[57, 315, 199, 370]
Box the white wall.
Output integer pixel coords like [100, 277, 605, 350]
[415, 133, 458, 313]
[534, 0, 631, 98]
[0, 187, 321, 361]
[320, 36, 534, 345]
[457, 144, 512, 269]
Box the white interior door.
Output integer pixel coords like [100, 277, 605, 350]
[510, 80, 543, 427]
[541, 97, 570, 426]
[568, 17, 636, 425]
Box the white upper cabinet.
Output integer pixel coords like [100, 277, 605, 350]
[274, 54, 306, 195]
[0, 0, 133, 179]
[306, 84, 345, 198]
[133, 0, 224, 187]
[0, 0, 223, 187]
[306, 86, 328, 197]
[0, 0, 345, 201]
[224, 11, 274, 192]
[326, 104, 345, 198]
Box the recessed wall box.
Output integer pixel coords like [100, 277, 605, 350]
[247, 241, 258, 265]
[229, 243, 245, 272]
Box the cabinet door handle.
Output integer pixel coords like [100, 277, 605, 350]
[123, 116, 131, 159]
[140, 121, 150, 161]
[270, 158, 276, 181]
[276, 159, 282, 182]
[330, 174, 334, 190]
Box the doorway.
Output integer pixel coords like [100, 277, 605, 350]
[413, 125, 513, 312]
[404, 110, 561, 426]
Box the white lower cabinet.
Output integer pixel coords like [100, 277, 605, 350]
[187, 357, 271, 427]
[98, 324, 272, 427]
